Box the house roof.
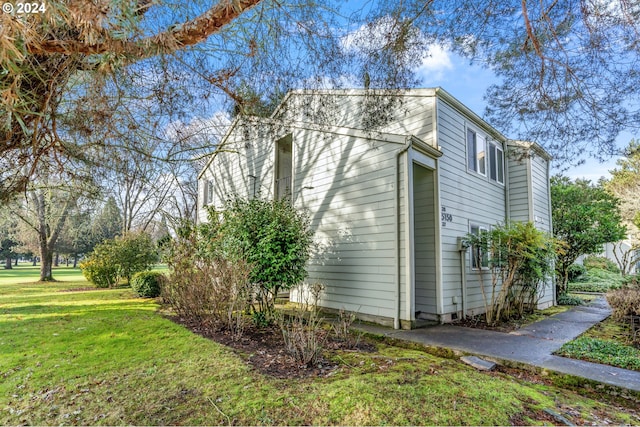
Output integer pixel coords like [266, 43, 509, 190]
[198, 87, 551, 178]
[507, 140, 553, 161]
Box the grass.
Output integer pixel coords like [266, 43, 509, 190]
[557, 318, 640, 372]
[1, 265, 639, 425]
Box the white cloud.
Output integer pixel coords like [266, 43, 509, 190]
[415, 44, 454, 81]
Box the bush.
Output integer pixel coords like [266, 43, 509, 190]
[219, 198, 314, 317]
[278, 283, 326, 367]
[606, 287, 640, 320]
[161, 222, 252, 339]
[114, 232, 159, 284]
[606, 286, 640, 344]
[567, 263, 587, 282]
[583, 255, 620, 273]
[567, 268, 625, 292]
[79, 256, 119, 288]
[131, 271, 164, 298]
[556, 294, 585, 306]
[80, 232, 158, 287]
[466, 221, 557, 325]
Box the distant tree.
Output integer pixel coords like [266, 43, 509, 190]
[9, 160, 96, 281]
[57, 204, 97, 267]
[604, 140, 640, 275]
[12, 182, 80, 281]
[551, 176, 627, 296]
[103, 139, 174, 233]
[0, 238, 18, 270]
[0, 213, 19, 269]
[91, 196, 123, 244]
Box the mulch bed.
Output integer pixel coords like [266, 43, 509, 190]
[169, 316, 375, 379]
[455, 313, 543, 333]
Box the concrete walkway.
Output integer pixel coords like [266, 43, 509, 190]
[356, 297, 640, 393]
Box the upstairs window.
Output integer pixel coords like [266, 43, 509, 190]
[488, 142, 505, 185]
[466, 128, 486, 176]
[275, 135, 292, 201]
[203, 179, 214, 206]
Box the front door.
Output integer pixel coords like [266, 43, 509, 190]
[413, 162, 437, 320]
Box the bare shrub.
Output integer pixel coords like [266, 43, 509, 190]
[607, 288, 640, 320]
[278, 283, 326, 367]
[606, 287, 640, 344]
[161, 223, 252, 340]
[332, 307, 362, 349]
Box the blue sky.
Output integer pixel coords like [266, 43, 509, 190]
[415, 48, 630, 182]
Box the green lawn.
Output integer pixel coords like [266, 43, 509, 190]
[557, 317, 640, 372]
[1, 266, 638, 425]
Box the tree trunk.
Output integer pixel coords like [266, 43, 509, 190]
[54, 253, 59, 267]
[73, 255, 78, 268]
[40, 240, 54, 281]
[40, 252, 53, 281]
[14, 258, 18, 266]
[32, 257, 37, 266]
[4, 257, 12, 270]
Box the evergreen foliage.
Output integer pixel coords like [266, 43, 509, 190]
[131, 271, 165, 298]
[551, 176, 626, 297]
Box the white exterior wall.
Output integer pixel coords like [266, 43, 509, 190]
[197, 121, 279, 223]
[434, 98, 507, 317]
[198, 115, 409, 324]
[507, 154, 531, 223]
[530, 154, 554, 306]
[506, 143, 555, 308]
[295, 129, 404, 321]
[198, 89, 555, 327]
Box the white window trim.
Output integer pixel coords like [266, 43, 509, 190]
[466, 126, 487, 177]
[488, 141, 505, 185]
[470, 223, 489, 270]
[205, 179, 215, 206]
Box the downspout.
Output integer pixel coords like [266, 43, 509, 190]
[394, 139, 412, 330]
[504, 140, 511, 223]
[457, 237, 469, 319]
[547, 158, 556, 306]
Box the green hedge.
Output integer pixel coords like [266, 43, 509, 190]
[131, 271, 164, 298]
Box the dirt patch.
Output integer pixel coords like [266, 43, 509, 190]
[170, 316, 375, 379]
[493, 365, 554, 386]
[508, 405, 559, 426]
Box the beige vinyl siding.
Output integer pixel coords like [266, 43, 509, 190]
[200, 116, 406, 323]
[280, 92, 436, 146]
[435, 98, 507, 315]
[398, 155, 408, 323]
[531, 155, 551, 232]
[530, 154, 554, 306]
[197, 129, 276, 223]
[507, 154, 531, 223]
[294, 127, 403, 320]
[505, 144, 555, 307]
[199, 89, 555, 326]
